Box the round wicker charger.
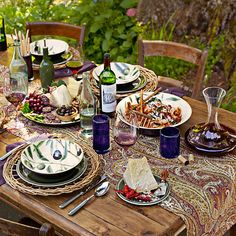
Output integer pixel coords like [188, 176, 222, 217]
[3, 140, 101, 196]
[90, 65, 159, 99]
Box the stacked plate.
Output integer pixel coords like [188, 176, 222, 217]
[92, 62, 147, 94]
[30, 39, 72, 68]
[16, 139, 87, 187]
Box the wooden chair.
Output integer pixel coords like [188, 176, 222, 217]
[0, 217, 55, 236]
[138, 39, 208, 99]
[26, 21, 85, 49]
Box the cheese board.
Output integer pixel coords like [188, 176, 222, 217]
[21, 81, 81, 126]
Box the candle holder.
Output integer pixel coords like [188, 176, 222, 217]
[185, 87, 236, 155]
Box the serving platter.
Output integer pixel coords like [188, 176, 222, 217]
[30, 39, 69, 57]
[116, 92, 192, 135]
[116, 175, 170, 206]
[93, 62, 140, 85]
[21, 139, 84, 175]
[16, 157, 88, 187]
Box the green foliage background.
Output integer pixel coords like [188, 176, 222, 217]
[1, 0, 140, 64]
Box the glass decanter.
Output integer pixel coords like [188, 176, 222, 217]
[186, 87, 236, 154]
[79, 71, 96, 138]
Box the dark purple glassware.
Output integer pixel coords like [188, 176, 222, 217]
[160, 127, 180, 158]
[92, 114, 110, 154]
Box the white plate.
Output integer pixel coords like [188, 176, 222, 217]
[92, 62, 140, 85]
[21, 139, 84, 175]
[116, 92, 192, 132]
[30, 39, 69, 57]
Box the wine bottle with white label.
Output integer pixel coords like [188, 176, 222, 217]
[99, 53, 116, 117]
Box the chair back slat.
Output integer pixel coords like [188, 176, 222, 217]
[138, 39, 208, 99]
[26, 22, 85, 47]
[0, 218, 55, 236]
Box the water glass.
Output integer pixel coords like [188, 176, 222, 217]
[160, 127, 180, 158]
[23, 54, 34, 81]
[92, 114, 110, 154]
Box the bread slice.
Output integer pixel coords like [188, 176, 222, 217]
[123, 157, 158, 193]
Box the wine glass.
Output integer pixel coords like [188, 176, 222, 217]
[113, 112, 138, 160]
[3, 76, 28, 129]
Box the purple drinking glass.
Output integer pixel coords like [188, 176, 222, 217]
[92, 114, 110, 154]
[160, 127, 180, 158]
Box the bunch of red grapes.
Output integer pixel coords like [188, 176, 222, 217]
[26, 93, 50, 114]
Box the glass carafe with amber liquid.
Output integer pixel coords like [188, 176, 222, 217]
[186, 87, 236, 154]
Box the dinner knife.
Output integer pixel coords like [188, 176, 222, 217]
[59, 174, 107, 209]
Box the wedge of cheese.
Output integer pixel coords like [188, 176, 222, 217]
[50, 85, 72, 107]
[123, 157, 158, 193]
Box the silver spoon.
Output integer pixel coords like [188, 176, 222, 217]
[68, 181, 110, 216]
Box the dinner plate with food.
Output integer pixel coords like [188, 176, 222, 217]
[93, 62, 140, 85]
[116, 90, 192, 136]
[21, 78, 81, 126]
[115, 157, 170, 206]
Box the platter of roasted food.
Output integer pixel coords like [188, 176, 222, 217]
[116, 90, 192, 135]
[115, 157, 170, 206]
[21, 79, 81, 126]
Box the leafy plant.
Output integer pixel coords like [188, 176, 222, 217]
[1, 0, 140, 64]
[69, 0, 140, 63]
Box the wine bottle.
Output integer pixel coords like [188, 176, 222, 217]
[39, 46, 54, 89]
[99, 53, 116, 117]
[9, 40, 28, 94]
[0, 15, 7, 51]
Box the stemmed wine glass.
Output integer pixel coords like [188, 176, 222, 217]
[3, 76, 28, 129]
[113, 112, 138, 160]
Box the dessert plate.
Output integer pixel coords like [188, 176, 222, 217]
[115, 175, 170, 206]
[93, 62, 140, 85]
[21, 139, 84, 175]
[16, 157, 88, 187]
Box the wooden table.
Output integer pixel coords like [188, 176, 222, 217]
[1, 45, 236, 236]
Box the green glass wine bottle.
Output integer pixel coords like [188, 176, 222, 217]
[39, 46, 54, 90]
[0, 15, 7, 51]
[99, 53, 116, 117]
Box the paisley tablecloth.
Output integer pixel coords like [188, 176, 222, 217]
[2, 116, 236, 236]
[1, 64, 236, 236]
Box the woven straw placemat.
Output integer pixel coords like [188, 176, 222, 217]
[90, 65, 159, 99]
[3, 140, 101, 196]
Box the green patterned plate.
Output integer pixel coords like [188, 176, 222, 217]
[21, 139, 84, 175]
[16, 158, 88, 187]
[115, 175, 170, 206]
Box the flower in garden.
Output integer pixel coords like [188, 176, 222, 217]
[126, 8, 137, 17]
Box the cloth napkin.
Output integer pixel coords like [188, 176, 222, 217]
[77, 61, 96, 74]
[163, 87, 189, 97]
[0, 142, 24, 185]
[54, 61, 96, 79]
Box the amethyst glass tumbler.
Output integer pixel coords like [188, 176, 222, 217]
[160, 127, 180, 158]
[93, 114, 110, 154]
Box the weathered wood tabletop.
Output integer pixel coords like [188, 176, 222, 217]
[0, 43, 236, 236]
